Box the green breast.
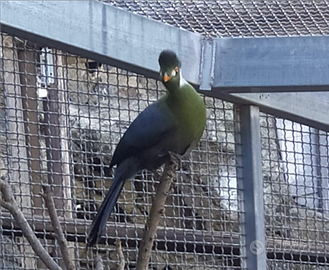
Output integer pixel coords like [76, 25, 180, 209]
[166, 83, 206, 146]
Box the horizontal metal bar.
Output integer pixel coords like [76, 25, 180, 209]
[213, 36, 329, 92]
[2, 213, 329, 264]
[2, 1, 329, 131]
[0, 1, 202, 83]
[201, 91, 329, 132]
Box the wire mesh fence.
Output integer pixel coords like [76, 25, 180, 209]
[107, 0, 329, 38]
[1, 1, 329, 270]
[0, 33, 244, 269]
[263, 117, 329, 269]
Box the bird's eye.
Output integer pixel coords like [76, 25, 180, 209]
[171, 69, 176, 77]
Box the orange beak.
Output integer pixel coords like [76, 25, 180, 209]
[163, 74, 171, 82]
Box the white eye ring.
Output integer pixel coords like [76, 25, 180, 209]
[171, 69, 176, 77]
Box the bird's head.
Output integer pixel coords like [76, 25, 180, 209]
[158, 50, 182, 88]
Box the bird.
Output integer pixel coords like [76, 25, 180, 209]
[87, 50, 206, 247]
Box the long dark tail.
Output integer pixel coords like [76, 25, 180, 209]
[87, 158, 141, 247]
[87, 174, 125, 247]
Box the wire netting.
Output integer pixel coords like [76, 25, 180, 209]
[0, 33, 244, 269]
[263, 116, 329, 269]
[107, 0, 329, 38]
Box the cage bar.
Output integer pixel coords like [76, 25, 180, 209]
[235, 105, 266, 269]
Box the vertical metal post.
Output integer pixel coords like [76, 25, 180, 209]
[235, 105, 266, 269]
[318, 131, 329, 213]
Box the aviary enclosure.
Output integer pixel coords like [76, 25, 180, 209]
[1, 1, 329, 269]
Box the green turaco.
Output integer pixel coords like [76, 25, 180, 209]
[87, 50, 206, 247]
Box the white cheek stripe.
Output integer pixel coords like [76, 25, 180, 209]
[179, 71, 188, 87]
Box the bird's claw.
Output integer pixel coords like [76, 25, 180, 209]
[151, 170, 161, 181]
[168, 151, 182, 169]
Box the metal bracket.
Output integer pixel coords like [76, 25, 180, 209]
[199, 38, 216, 91]
[40, 47, 54, 86]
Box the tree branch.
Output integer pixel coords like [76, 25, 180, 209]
[0, 178, 62, 270]
[115, 239, 125, 270]
[95, 255, 104, 270]
[42, 185, 74, 270]
[136, 155, 179, 270]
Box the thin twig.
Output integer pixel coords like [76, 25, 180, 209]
[42, 185, 74, 270]
[0, 178, 62, 270]
[115, 239, 125, 270]
[136, 155, 178, 270]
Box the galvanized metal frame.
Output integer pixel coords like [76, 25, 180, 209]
[315, 130, 329, 213]
[0, 1, 202, 83]
[213, 36, 329, 92]
[2, 1, 329, 132]
[235, 105, 266, 269]
[3, 2, 329, 92]
[203, 91, 329, 132]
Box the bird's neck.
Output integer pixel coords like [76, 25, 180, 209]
[164, 73, 189, 94]
[166, 79, 199, 106]
[163, 81, 180, 93]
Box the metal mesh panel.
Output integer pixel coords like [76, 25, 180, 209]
[107, 0, 329, 37]
[261, 115, 329, 269]
[0, 33, 243, 269]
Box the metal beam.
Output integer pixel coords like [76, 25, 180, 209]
[232, 92, 329, 131]
[201, 91, 329, 132]
[213, 36, 329, 92]
[318, 131, 329, 214]
[235, 105, 266, 270]
[0, 1, 202, 83]
[4, 2, 329, 93]
[2, 1, 329, 131]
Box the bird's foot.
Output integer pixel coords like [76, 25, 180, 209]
[151, 170, 162, 182]
[168, 151, 182, 170]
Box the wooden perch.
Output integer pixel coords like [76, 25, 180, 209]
[42, 185, 74, 270]
[0, 177, 62, 270]
[136, 154, 179, 270]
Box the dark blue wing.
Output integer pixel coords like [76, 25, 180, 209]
[110, 99, 176, 167]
